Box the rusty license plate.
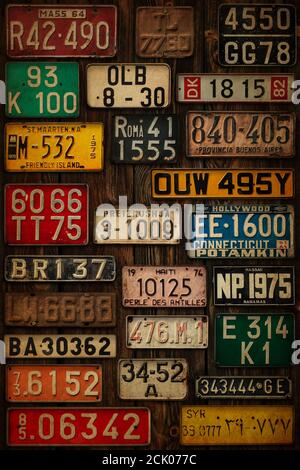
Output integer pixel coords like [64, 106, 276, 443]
[6, 5, 117, 57]
[5, 255, 116, 282]
[195, 376, 292, 399]
[151, 169, 294, 198]
[94, 207, 180, 244]
[126, 315, 208, 349]
[186, 112, 295, 158]
[5, 122, 104, 172]
[5, 335, 116, 359]
[136, 6, 194, 58]
[122, 266, 206, 307]
[213, 266, 295, 306]
[7, 408, 150, 446]
[112, 115, 178, 164]
[5, 292, 116, 327]
[87, 63, 171, 108]
[180, 406, 294, 445]
[5, 184, 89, 245]
[7, 365, 102, 402]
[118, 359, 188, 400]
[177, 74, 294, 102]
[218, 4, 296, 66]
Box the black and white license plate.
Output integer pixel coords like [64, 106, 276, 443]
[112, 115, 178, 164]
[213, 266, 295, 306]
[118, 358, 188, 400]
[219, 4, 296, 66]
[186, 204, 294, 259]
[5, 335, 116, 358]
[196, 376, 292, 399]
[5, 255, 116, 282]
[87, 64, 171, 108]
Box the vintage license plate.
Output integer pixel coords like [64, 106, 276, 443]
[122, 266, 206, 308]
[94, 206, 180, 244]
[5, 123, 104, 172]
[187, 204, 294, 259]
[118, 359, 188, 400]
[87, 63, 170, 108]
[5, 293, 116, 327]
[219, 4, 296, 66]
[181, 406, 294, 445]
[5, 184, 88, 245]
[6, 365, 102, 403]
[186, 112, 295, 158]
[196, 376, 292, 399]
[6, 62, 79, 117]
[5, 255, 116, 282]
[215, 313, 294, 367]
[213, 266, 295, 306]
[7, 408, 150, 446]
[5, 335, 116, 359]
[6, 5, 117, 58]
[112, 115, 178, 164]
[126, 315, 208, 349]
[177, 74, 294, 103]
[151, 169, 294, 199]
[136, 6, 194, 58]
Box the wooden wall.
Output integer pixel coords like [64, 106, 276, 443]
[0, 0, 299, 451]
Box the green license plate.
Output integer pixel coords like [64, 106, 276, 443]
[6, 62, 79, 118]
[215, 313, 294, 367]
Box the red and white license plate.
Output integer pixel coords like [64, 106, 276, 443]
[7, 408, 150, 446]
[5, 184, 88, 245]
[177, 74, 294, 103]
[6, 5, 117, 57]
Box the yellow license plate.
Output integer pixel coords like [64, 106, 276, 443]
[5, 123, 104, 172]
[181, 406, 294, 445]
[151, 169, 294, 198]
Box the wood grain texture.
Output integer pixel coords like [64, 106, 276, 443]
[0, 0, 299, 451]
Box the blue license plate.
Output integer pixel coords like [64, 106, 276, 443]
[186, 204, 294, 258]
